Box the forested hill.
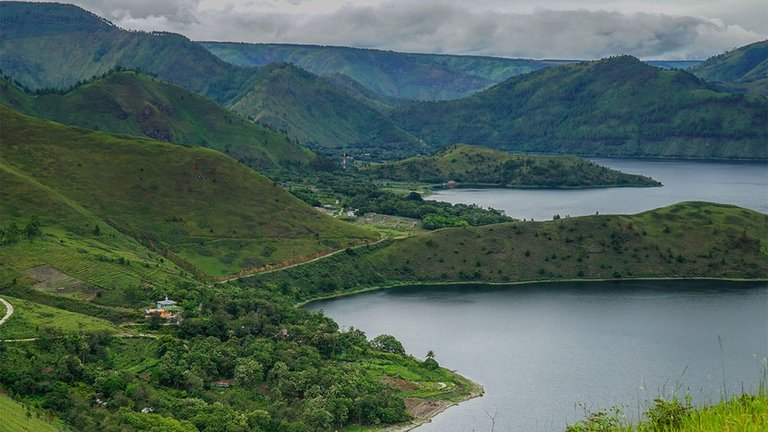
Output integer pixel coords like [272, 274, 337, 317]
[691, 40, 768, 96]
[0, 72, 316, 171]
[391, 56, 768, 160]
[362, 144, 661, 188]
[202, 42, 552, 101]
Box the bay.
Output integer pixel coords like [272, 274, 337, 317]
[428, 159, 768, 221]
[307, 280, 768, 432]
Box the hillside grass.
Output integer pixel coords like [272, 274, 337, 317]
[0, 393, 65, 432]
[0, 106, 375, 278]
[363, 144, 661, 187]
[249, 202, 767, 301]
[0, 296, 118, 339]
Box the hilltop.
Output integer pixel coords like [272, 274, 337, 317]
[392, 56, 768, 160]
[691, 40, 768, 96]
[0, 71, 316, 171]
[202, 42, 551, 101]
[362, 144, 661, 188]
[251, 202, 768, 300]
[230, 63, 425, 159]
[0, 106, 376, 282]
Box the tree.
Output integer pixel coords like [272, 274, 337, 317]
[424, 350, 439, 370]
[234, 358, 264, 389]
[25, 216, 41, 238]
[370, 334, 405, 355]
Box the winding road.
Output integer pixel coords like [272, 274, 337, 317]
[0, 296, 13, 326]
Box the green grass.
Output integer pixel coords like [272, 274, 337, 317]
[363, 144, 661, 187]
[0, 393, 65, 432]
[0, 72, 317, 171]
[251, 202, 768, 301]
[0, 106, 376, 278]
[0, 296, 118, 339]
[567, 389, 768, 432]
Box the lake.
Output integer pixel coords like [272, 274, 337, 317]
[307, 280, 768, 431]
[428, 158, 768, 221]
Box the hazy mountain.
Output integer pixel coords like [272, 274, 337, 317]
[392, 56, 767, 159]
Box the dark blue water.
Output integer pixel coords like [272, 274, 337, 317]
[429, 158, 768, 221]
[307, 281, 768, 432]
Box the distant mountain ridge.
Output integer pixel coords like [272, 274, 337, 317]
[0, 71, 316, 171]
[392, 56, 767, 160]
[202, 42, 553, 101]
[691, 40, 768, 96]
[0, 1, 419, 157]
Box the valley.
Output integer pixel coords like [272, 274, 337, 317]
[0, 2, 766, 432]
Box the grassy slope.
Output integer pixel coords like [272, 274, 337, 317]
[0, 72, 316, 171]
[0, 296, 118, 339]
[691, 40, 768, 96]
[392, 56, 768, 160]
[230, 63, 425, 158]
[202, 42, 550, 101]
[0, 157, 196, 306]
[251, 202, 767, 300]
[362, 144, 661, 187]
[0, 107, 375, 278]
[0, 393, 64, 432]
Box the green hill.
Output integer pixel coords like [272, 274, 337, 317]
[362, 144, 661, 187]
[251, 202, 768, 300]
[691, 40, 768, 96]
[0, 72, 316, 171]
[230, 63, 425, 159]
[392, 56, 768, 160]
[0, 106, 376, 281]
[202, 42, 551, 101]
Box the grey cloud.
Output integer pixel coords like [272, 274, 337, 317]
[55, 0, 767, 59]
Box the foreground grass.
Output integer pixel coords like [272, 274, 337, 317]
[567, 390, 768, 432]
[0, 392, 65, 432]
[0, 296, 118, 339]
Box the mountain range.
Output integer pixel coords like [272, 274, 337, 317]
[0, 1, 765, 162]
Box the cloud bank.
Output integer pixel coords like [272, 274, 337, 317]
[48, 0, 767, 59]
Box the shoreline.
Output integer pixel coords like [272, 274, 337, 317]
[296, 276, 768, 308]
[382, 377, 485, 432]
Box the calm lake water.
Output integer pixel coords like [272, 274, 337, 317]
[307, 281, 768, 432]
[428, 158, 768, 220]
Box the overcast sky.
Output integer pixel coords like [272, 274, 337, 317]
[34, 0, 768, 59]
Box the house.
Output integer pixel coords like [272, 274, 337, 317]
[215, 380, 231, 388]
[156, 297, 177, 309]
